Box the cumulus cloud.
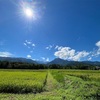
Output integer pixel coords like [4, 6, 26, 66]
[54, 47, 75, 59]
[97, 49, 100, 55]
[69, 51, 89, 61]
[96, 41, 100, 47]
[27, 55, 31, 58]
[95, 41, 100, 55]
[54, 46, 89, 61]
[0, 52, 13, 57]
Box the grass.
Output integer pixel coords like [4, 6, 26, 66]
[0, 69, 99, 100]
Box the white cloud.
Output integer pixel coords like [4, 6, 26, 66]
[32, 44, 35, 47]
[69, 51, 89, 61]
[46, 45, 53, 50]
[25, 40, 32, 44]
[24, 40, 35, 53]
[24, 43, 27, 46]
[96, 41, 100, 47]
[94, 41, 100, 56]
[96, 48, 100, 56]
[88, 57, 92, 61]
[54, 46, 89, 61]
[46, 58, 50, 62]
[55, 45, 59, 49]
[55, 46, 64, 50]
[41, 57, 50, 62]
[27, 55, 31, 58]
[54, 41, 100, 61]
[0, 52, 13, 57]
[32, 59, 39, 61]
[41, 57, 45, 60]
[54, 47, 75, 60]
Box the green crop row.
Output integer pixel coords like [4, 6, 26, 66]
[50, 70, 100, 99]
[0, 70, 47, 93]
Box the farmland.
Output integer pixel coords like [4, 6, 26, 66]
[0, 69, 99, 100]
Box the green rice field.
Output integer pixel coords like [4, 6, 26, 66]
[0, 69, 99, 100]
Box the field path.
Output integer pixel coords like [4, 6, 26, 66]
[45, 72, 59, 91]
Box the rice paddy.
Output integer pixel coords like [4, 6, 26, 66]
[0, 69, 99, 100]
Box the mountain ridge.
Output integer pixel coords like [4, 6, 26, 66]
[48, 58, 100, 66]
[0, 57, 37, 64]
[0, 57, 100, 66]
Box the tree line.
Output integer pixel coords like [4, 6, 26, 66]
[0, 61, 99, 70]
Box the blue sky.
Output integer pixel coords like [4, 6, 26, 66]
[0, 0, 100, 61]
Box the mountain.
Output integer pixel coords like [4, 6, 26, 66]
[0, 57, 100, 66]
[0, 57, 37, 64]
[48, 58, 70, 65]
[48, 58, 100, 66]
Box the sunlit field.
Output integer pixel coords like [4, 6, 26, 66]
[0, 69, 99, 100]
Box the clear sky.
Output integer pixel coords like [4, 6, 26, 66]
[0, 0, 100, 61]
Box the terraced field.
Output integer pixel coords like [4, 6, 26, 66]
[0, 69, 99, 100]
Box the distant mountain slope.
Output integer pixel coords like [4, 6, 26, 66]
[82, 61, 100, 66]
[0, 57, 100, 66]
[48, 58, 70, 65]
[48, 58, 100, 66]
[0, 57, 37, 64]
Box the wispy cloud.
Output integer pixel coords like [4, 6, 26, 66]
[32, 58, 39, 61]
[25, 40, 32, 44]
[41, 57, 50, 62]
[24, 40, 36, 47]
[0, 52, 13, 57]
[88, 57, 92, 61]
[55, 45, 59, 49]
[24, 40, 36, 53]
[24, 43, 27, 46]
[46, 45, 54, 50]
